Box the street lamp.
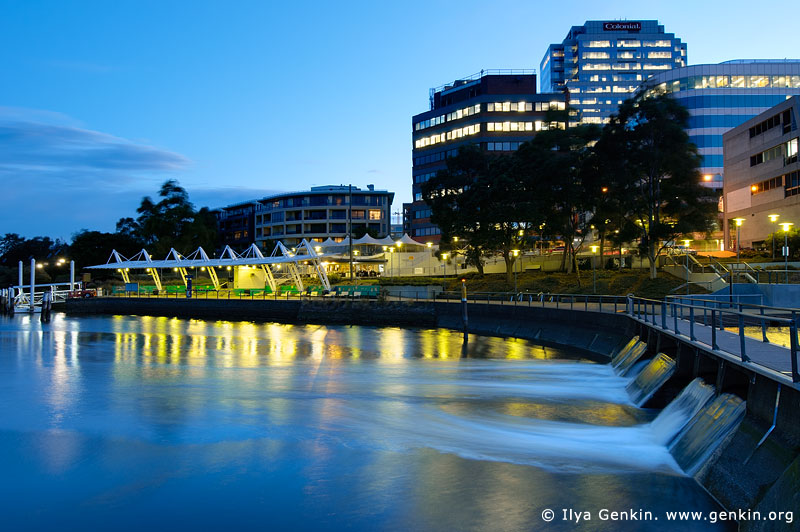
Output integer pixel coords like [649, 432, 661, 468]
[683, 239, 692, 295]
[426, 241, 433, 275]
[733, 218, 745, 264]
[590, 245, 598, 294]
[441, 252, 448, 291]
[511, 249, 520, 293]
[780, 222, 794, 284]
[389, 247, 395, 278]
[768, 214, 780, 259]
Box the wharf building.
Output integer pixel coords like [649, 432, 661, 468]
[540, 20, 686, 126]
[214, 185, 394, 250]
[410, 71, 566, 243]
[722, 97, 800, 251]
[646, 60, 800, 190]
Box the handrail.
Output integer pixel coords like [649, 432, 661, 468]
[628, 295, 799, 382]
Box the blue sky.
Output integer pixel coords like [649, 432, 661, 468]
[2, 0, 799, 239]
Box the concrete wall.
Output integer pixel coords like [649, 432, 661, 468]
[66, 297, 634, 359]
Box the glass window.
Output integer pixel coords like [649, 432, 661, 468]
[730, 76, 745, 88]
[617, 39, 640, 48]
[585, 40, 611, 48]
[582, 52, 610, 59]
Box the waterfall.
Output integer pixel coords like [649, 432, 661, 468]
[647, 378, 746, 475]
[612, 340, 648, 374]
[611, 337, 638, 366]
[650, 379, 714, 445]
[668, 394, 746, 475]
[626, 353, 676, 406]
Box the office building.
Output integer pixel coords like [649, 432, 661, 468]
[410, 70, 566, 242]
[647, 60, 800, 189]
[541, 20, 686, 125]
[722, 97, 800, 250]
[215, 185, 394, 250]
[215, 201, 256, 250]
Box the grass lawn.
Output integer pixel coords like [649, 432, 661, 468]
[350, 269, 710, 300]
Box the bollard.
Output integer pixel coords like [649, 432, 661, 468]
[40, 291, 52, 323]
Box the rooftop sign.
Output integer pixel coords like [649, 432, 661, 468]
[603, 21, 641, 31]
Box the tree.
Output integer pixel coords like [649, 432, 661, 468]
[596, 90, 716, 278]
[69, 230, 142, 272]
[422, 146, 528, 284]
[116, 180, 218, 257]
[516, 116, 601, 275]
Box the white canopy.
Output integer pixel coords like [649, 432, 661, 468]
[374, 235, 396, 246]
[395, 233, 425, 246]
[353, 234, 384, 245]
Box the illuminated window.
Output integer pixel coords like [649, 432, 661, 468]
[585, 40, 611, 48]
[612, 63, 640, 70]
[617, 51, 636, 59]
[582, 52, 610, 59]
[647, 51, 671, 59]
[643, 40, 671, 47]
[583, 63, 611, 71]
[643, 64, 671, 70]
[369, 209, 382, 220]
[617, 39, 640, 48]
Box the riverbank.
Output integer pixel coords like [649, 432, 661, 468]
[66, 297, 632, 361]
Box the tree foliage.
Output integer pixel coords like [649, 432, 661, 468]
[116, 179, 218, 257]
[515, 116, 601, 274]
[420, 94, 713, 283]
[594, 90, 716, 278]
[422, 145, 528, 282]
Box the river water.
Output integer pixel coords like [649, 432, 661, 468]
[0, 313, 731, 531]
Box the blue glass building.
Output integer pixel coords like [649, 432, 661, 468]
[646, 61, 800, 189]
[541, 20, 686, 126]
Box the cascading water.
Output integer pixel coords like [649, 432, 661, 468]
[669, 394, 747, 475]
[613, 340, 648, 374]
[611, 337, 639, 366]
[626, 353, 676, 406]
[650, 379, 715, 445]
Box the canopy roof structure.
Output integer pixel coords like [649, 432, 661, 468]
[88, 239, 331, 292]
[395, 233, 425, 247]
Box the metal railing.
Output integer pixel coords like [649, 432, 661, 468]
[629, 295, 799, 382]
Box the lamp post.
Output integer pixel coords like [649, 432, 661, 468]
[683, 239, 692, 295]
[389, 247, 395, 278]
[768, 214, 780, 259]
[441, 252, 448, 292]
[780, 222, 794, 284]
[733, 218, 745, 265]
[590, 245, 598, 294]
[511, 249, 519, 293]
[426, 241, 433, 275]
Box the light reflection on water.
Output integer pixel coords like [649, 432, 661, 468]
[0, 313, 732, 531]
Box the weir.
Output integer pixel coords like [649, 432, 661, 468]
[626, 352, 676, 406]
[611, 338, 647, 373]
[669, 394, 747, 475]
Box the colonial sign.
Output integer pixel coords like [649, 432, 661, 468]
[603, 21, 641, 31]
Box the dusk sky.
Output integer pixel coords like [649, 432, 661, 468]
[3, 0, 799, 240]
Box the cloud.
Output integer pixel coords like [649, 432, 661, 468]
[0, 108, 191, 238]
[0, 119, 188, 182]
